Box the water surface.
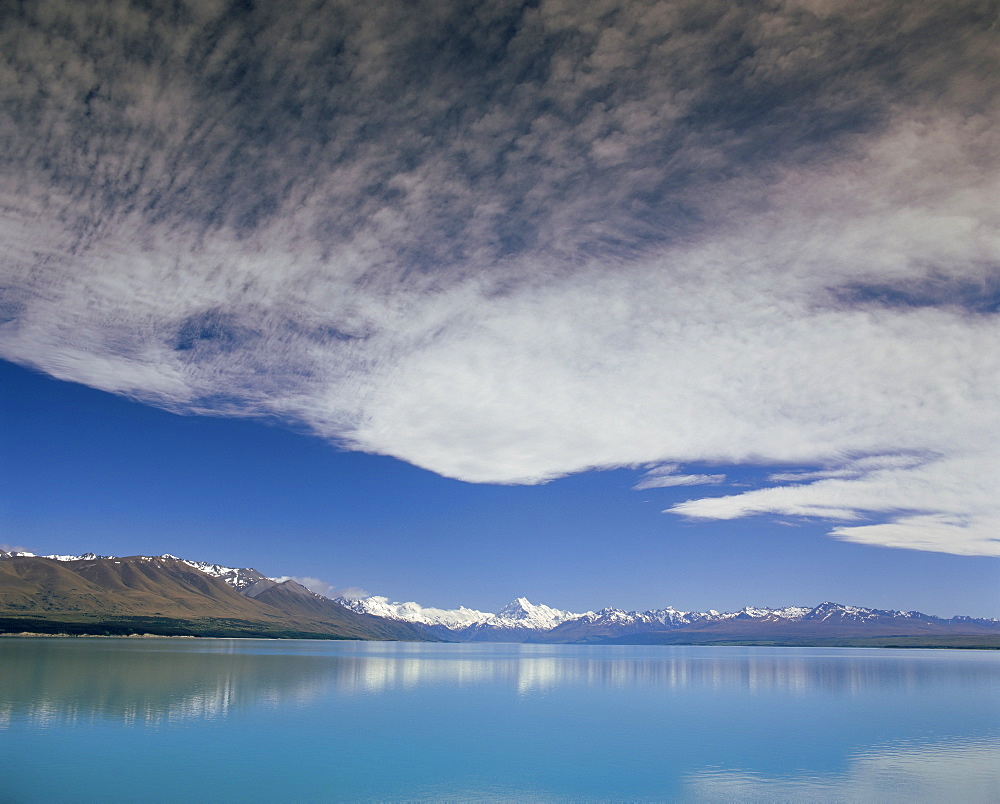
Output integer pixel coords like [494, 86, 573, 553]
[2, 639, 998, 801]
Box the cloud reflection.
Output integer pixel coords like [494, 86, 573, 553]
[685, 737, 1000, 802]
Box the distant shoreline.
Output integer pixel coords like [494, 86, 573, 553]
[3, 631, 998, 649]
[1, 631, 199, 639]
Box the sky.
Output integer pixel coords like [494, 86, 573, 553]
[0, 0, 997, 617]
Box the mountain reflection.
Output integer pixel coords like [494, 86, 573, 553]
[2, 639, 995, 726]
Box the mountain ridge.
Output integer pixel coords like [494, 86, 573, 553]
[341, 592, 1000, 644]
[0, 553, 438, 641]
[3, 551, 997, 646]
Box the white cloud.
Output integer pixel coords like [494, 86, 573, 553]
[634, 465, 726, 489]
[0, 0, 997, 556]
[671, 453, 1000, 556]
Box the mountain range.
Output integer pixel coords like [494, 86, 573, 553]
[0, 552, 434, 641]
[338, 594, 1000, 647]
[2, 551, 998, 647]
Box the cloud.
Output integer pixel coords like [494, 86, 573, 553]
[633, 465, 726, 489]
[332, 587, 371, 601]
[271, 576, 368, 600]
[671, 453, 1000, 556]
[0, 0, 997, 555]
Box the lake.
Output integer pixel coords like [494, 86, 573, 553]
[2, 638, 998, 802]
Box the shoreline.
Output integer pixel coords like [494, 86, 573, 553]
[3, 631, 998, 649]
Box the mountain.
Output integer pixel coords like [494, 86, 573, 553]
[338, 594, 583, 641]
[0, 553, 439, 641]
[3, 551, 998, 646]
[333, 594, 495, 640]
[247, 579, 432, 641]
[169, 556, 277, 594]
[339, 593, 1000, 647]
[600, 602, 1000, 646]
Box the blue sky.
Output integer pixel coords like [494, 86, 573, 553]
[0, 1, 998, 616]
[3, 360, 996, 617]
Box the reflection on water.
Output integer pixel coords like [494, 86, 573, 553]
[2, 639, 997, 725]
[686, 737, 1000, 802]
[0, 639, 350, 727]
[3, 639, 998, 802]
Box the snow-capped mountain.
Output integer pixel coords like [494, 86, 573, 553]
[1, 551, 281, 598]
[3, 551, 997, 643]
[167, 556, 275, 594]
[491, 597, 580, 629]
[335, 596, 493, 629]
[337, 594, 1000, 643]
[0, 551, 116, 561]
[800, 601, 944, 623]
[340, 596, 819, 637]
[337, 595, 584, 641]
[337, 595, 583, 631]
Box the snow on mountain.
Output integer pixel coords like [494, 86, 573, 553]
[338, 596, 584, 632]
[312, 594, 981, 636]
[2, 552, 996, 632]
[335, 596, 493, 629]
[501, 603, 814, 632]
[802, 601, 944, 623]
[340, 595, 996, 641]
[0, 551, 281, 596]
[0, 552, 118, 561]
[489, 597, 582, 630]
[713, 605, 813, 621]
[168, 556, 274, 593]
[45, 552, 116, 561]
[567, 606, 698, 629]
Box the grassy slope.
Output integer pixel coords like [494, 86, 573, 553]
[0, 556, 436, 640]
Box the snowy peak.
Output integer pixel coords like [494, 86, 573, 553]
[1, 551, 116, 561]
[801, 601, 938, 623]
[0, 551, 280, 596]
[49, 552, 116, 561]
[3, 552, 995, 634]
[171, 557, 272, 593]
[495, 597, 539, 618]
[337, 595, 583, 633]
[326, 595, 939, 637]
[335, 596, 493, 630]
[489, 598, 581, 629]
[715, 605, 812, 622]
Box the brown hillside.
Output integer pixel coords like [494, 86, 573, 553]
[0, 556, 438, 641]
[252, 581, 434, 641]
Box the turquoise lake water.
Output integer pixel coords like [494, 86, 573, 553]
[2, 638, 998, 802]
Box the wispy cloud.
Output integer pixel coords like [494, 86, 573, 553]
[634, 465, 726, 490]
[0, 0, 997, 555]
[271, 576, 367, 600]
[671, 454, 1000, 555]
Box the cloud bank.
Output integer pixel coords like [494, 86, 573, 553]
[0, 0, 997, 554]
